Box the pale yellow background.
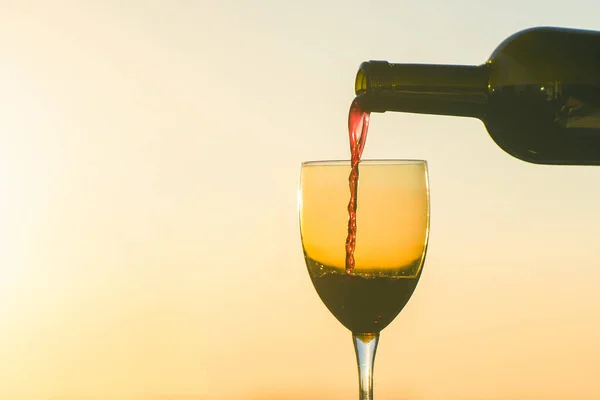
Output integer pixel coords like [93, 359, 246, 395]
[1, 1, 600, 399]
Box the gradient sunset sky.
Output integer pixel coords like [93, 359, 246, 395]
[1, 1, 600, 399]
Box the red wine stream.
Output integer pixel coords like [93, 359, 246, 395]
[345, 99, 370, 274]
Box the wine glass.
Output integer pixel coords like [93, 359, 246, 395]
[299, 159, 430, 400]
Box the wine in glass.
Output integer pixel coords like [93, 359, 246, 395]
[299, 159, 430, 400]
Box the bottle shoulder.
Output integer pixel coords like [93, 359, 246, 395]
[486, 26, 600, 88]
[488, 26, 599, 62]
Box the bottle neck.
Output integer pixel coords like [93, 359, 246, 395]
[355, 61, 490, 118]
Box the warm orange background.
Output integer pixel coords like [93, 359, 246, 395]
[1, 1, 600, 399]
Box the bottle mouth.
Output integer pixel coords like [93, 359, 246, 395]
[353, 61, 396, 112]
[354, 61, 392, 96]
[355, 68, 368, 95]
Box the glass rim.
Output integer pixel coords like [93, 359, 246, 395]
[301, 159, 427, 167]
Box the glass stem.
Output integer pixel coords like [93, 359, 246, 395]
[353, 333, 380, 400]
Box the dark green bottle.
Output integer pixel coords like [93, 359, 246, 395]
[355, 26, 600, 165]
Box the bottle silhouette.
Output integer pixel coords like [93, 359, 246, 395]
[356, 26, 600, 165]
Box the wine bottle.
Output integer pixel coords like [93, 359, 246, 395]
[355, 26, 600, 165]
